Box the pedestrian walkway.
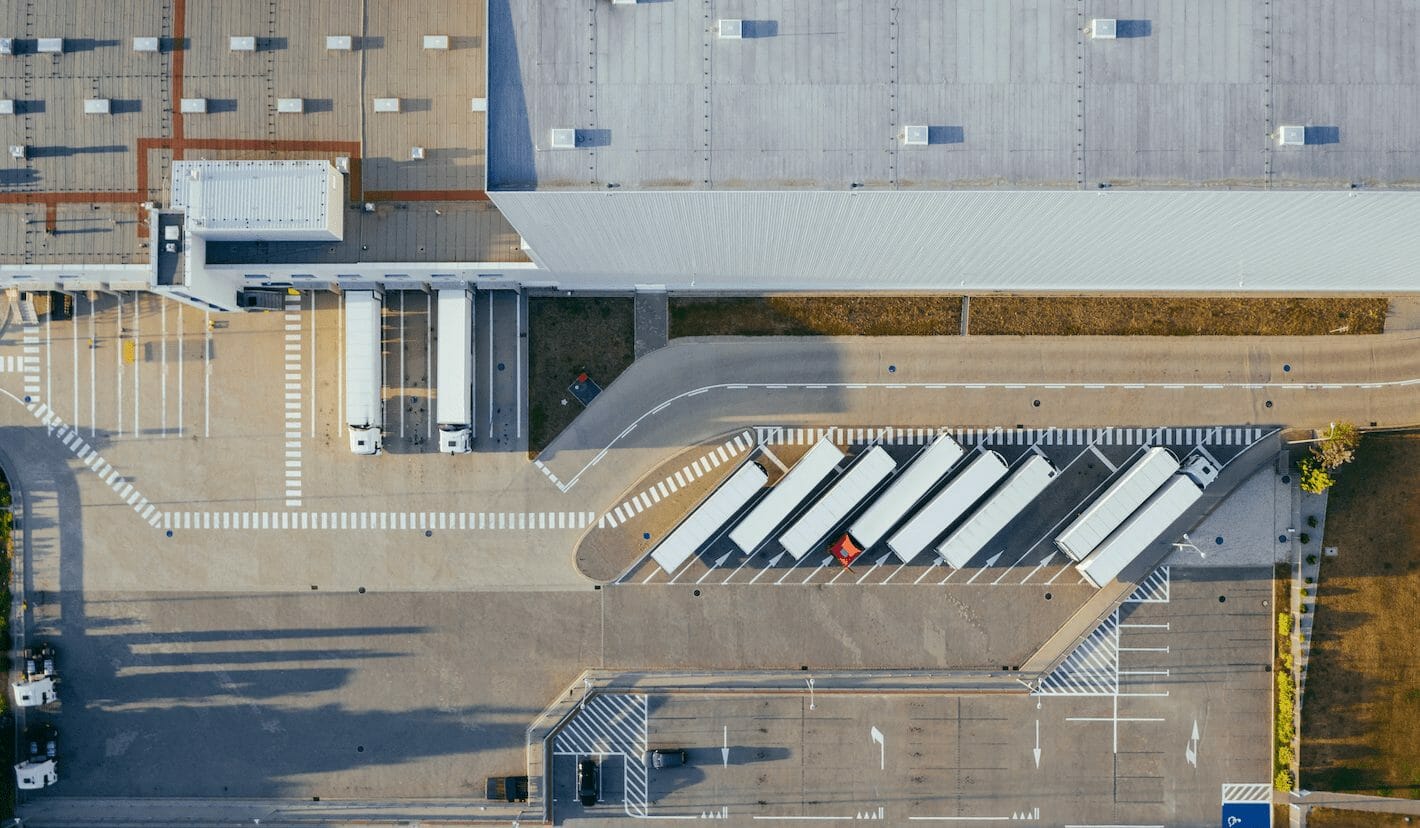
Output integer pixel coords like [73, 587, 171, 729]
[633, 290, 668, 359]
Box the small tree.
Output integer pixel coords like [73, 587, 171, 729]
[1311, 421, 1361, 471]
[1298, 457, 1335, 494]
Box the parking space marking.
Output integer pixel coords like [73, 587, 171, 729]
[553, 694, 649, 818]
[1036, 611, 1119, 697]
[283, 294, 304, 507]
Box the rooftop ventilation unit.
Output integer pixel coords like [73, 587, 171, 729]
[326, 35, 353, 51]
[9, 145, 25, 160]
[470, 97, 487, 112]
[84, 98, 111, 115]
[611, 0, 639, 5]
[37, 38, 64, 53]
[133, 37, 160, 52]
[0, 100, 13, 116]
[549, 128, 577, 149]
[0, 39, 12, 55]
[277, 97, 305, 113]
[410, 147, 426, 160]
[229, 36, 257, 52]
[718, 19, 743, 39]
[1089, 19, 1117, 39]
[180, 97, 207, 113]
[373, 97, 401, 113]
[1277, 126, 1306, 146]
[423, 35, 450, 50]
[902, 125, 929, 146]
[335, 156, 350, 173]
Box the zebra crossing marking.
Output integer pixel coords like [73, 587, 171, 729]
[23, 400, 164, 528]
[162, 510, 596, 532]
[599, 430, 753, 529]
[1124, 566, 1171, 604]
[552, 693, 649, 818]
[283, 296, 304, 507]
[750, 424, 1266, 448]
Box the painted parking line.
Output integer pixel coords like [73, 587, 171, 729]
[552, 694, 649, 818]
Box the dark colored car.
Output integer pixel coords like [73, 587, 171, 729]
[648, 748, 688, 769]
[484, 775, 528, 802]
[577, 759, 599, 806]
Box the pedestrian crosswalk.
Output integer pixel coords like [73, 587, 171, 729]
[161, 509, 596, 532]
[553, 693, 649, 818]
[283, 294, 304, 508]
[599, 430, 754, 530]
[27, 400, 163, 528]
[755, 425, 1267, 448]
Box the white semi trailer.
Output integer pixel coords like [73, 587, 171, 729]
[344, 290, 384, 455]
[847, 433, 964, 550]
[779, 446, 896, 560]
[651, 461, 769, 574]
[728, 437, 843, 554]
[436, 287, 474, 454]
[1054, 447, 1179, 561]
[887, 450, 1009, 563]
[1076, 456, 1220, 588]
[937, 453, 1058, 569]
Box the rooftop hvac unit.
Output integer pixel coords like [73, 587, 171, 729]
[37, 38, 64, 53]
[611, 0, 639, 5]
[133, 37, 160, 52]
[549, 128, 577, 149]
[470, 97, 487, 112]
[1090, 19, 1117, 39]
[373, 97, 401, 113]
[326, 35, 353, 51]
[229, 36, 257, 52]
[410, 146, 426, 160]
[423, 35, 450, 50]
[84, 98, 111, 115]
[0, 100, 13, 116]
[9, 145, 25, 159]
[902, 125, 929, 146]
[0, 39, 13, 55]
[335, 156, 351, 173]
[718, 19, 743, 39]
[180, 97, 207, 113]
[277, 97, 305, 113]
[1277, 125, 1306, 146]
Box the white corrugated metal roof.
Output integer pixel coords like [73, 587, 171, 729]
[171, 160, 338, 239]
[491, 190, 1420, 292]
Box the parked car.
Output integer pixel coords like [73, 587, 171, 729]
[484, 774, 528, 802]
[577, 758, 599, 806]
[647, 748, 688, 769]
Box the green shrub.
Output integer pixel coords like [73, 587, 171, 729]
[1300, 533, 1311, 544]
[1301, 588, 1310, 598]
[1299, 457, 1336, 494]
[1305, 576, 1314, 585]
[1307, 554, 1319, 565]
[1278, 745, 1296, 768]
[1307, 515, 1319, 528]
[1275, 768, 1294, 792]
[1278, 613, 1292, 637]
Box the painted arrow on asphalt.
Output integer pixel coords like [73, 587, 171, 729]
[913, 556, 944, 585]
[966, 552, 1003, 584]
[697, 553, 731, 583]
[1033, 720, 1041, 768]
[855, 553, 894, 584]
[1186, 719, 1199, 768]
[722, 726, 730, 766]
[748, 552, 785, 584]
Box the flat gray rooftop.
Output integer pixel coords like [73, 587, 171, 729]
[489, 0, 1420, 191]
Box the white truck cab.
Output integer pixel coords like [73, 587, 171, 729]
[1181, 455, 1219, 488]
[15, 757, 57, 790]
[11, 675, 56, 708]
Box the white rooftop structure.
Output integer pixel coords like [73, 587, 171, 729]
[132, 37, 160, 52]
[326, 35, 354, 51]
[170, 160, 344, 242]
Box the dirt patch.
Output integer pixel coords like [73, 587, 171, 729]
[1307, 807, 1418, 827]
[967, 297, 1389, 336]
[528, 297, 635, 454]
[669, 296, 963, 337]
[1300, 432, 1420, 798]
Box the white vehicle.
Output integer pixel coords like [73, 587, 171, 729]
[344, 290, 384, 455]
[887, 450, 1009, 563]
[728, 438, 843, 553]
[651, 461, 768, 574]
[779, 446, 896, 560]
[15, 757, 57, 790]
[847, 433, 963, 550]
[1076, 456, 1219, 588]
[1055, 447, 1180, 561]
[436, 287, 474, 454]
[12, 643, 57, 709]
[938, 453, 1058, 569]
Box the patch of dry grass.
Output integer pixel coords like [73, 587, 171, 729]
[528, 297, 635, 454]
[1301, 433, 1420, 798]
[968, 297, 1388, 336]
[1307, 807, 1418, 827]
[669, 296, 963, 337]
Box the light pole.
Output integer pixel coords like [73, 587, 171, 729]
[1171, 532, 1206, 560]
[805, 678, 816, 711]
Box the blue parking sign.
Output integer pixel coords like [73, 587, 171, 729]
[1221, 801, 1271, 828]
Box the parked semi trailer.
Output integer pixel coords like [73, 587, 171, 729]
[651, 461, 769, 574]
[728, 438, 843, 553]
[344, 290, 384, 455]
[779, 446, 896, 560]
[1077, 456, 1220, 588]
[847, 433, 964, 550]
[937, 453, 1058, 569]
[887, 450, 1009, 563]
[1054, 447, 1179, 561]
[436, 287, 474, 454]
